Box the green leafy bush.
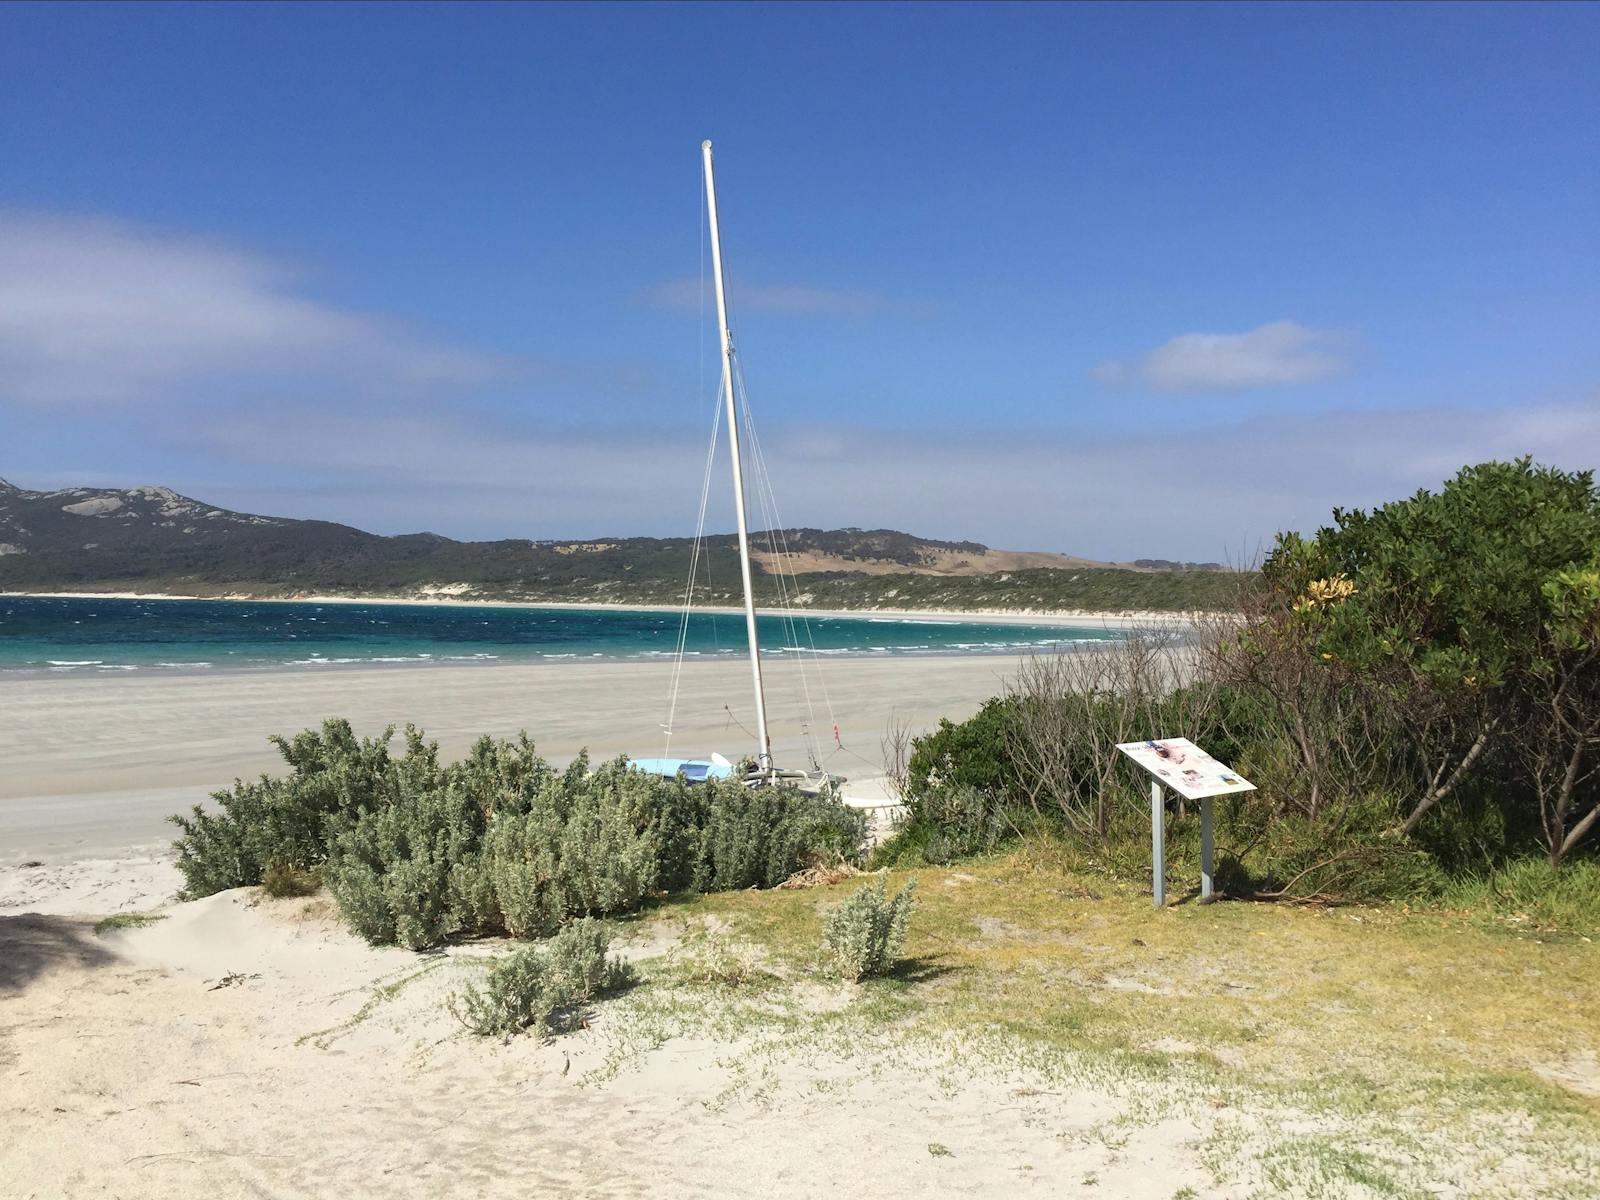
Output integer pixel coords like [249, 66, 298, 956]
[1209, 794, 1447, 902]
[449, 919, 634, 1039]
[470, 755, 666, 939]
[169, 719, 433, 899]
[905, 698, 1023, 805]
[324, 769, 485, 949]
[1265, 458, 1600, 864]
[874, 783, 1016, 868]
[333, 759, 867, 948]
[822, 874, 916, 982]
[916, 784, 1014, 864]
[324, 742, 665, 947]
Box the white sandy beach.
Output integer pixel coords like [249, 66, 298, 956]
[0, 650, 1038, 899]
[0, 890, 1221, 1200]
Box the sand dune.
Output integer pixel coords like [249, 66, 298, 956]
[0, 889, 1206, 1199]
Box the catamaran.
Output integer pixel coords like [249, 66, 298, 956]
[631, 141, 843, 794]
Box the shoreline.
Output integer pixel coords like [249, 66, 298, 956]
[2, 589, 1199, 631]
[0, 642, 1108, 683]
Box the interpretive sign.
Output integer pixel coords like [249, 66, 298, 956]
[1116, 737, 1255, 907]
[1114, 738, 1256, 801]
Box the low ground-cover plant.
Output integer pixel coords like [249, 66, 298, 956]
[449, 919, 633, 1039]
[173, 725, 867, 949]
[823, 874, 916, 982]
[261, 861, 321, 898]
[92, 912, 167, 936]
[684, 934, 769, 989]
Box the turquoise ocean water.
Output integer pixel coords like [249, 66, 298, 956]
[0, 596, 1120, 675]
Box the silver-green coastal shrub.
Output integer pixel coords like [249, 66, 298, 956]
[822, 874, 916, 982]
[450, 919, 633, 1039]
[324, 767, 482, 950]
[179, 721, 868, 950]
[168, 719, 432, 899]
[694, 782, 867, 891]
[475, 756, 664, 937]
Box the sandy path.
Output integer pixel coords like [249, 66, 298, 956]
[0, 892, 1209, 1199]
[0, 654, 1015, 863]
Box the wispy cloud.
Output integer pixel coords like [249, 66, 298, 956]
[642, 276, 906, 318]
[161, 400, 1600, 562]
[1094, 321, 1354, 393]
[0, 212, 522, 404]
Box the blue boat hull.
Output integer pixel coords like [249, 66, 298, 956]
[629, 757, 736, 783]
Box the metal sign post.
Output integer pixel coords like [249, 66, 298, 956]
[1118, 737, 1255, 908]
[1150, 778, 1166, 906]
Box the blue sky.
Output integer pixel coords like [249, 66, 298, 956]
[2, 1, 1597, 559]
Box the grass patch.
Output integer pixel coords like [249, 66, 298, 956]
[582, 835, 1600, 1195]
[261, 861, 321, 898]
[1439, 856, 1600, 940]
[93, 912, 167, 936]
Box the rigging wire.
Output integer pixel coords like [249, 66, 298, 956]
[731, 357, 843, 770]
[730, 367, 816, 764]
[663, 370, 724, 758]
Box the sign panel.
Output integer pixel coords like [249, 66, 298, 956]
[1116, 737, 1256, 801]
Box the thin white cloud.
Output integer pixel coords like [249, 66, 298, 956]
[642, 277, 900, 317]
[164, 401, 1600, 563]
[0, 212, 521, 404]
[1095, 321, 1354, 394]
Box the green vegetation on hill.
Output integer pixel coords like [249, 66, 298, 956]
[0, 477, 1239, 612]
[774, 566, 1243, 612]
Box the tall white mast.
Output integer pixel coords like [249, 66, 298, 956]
[701, 139, 772, 775]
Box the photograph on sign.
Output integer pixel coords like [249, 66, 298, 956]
[1116, 737, 1257, 801]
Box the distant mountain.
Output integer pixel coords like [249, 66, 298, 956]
[0, 477, 1239, 612]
